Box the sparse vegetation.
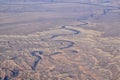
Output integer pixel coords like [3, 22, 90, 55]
[0, 0, 120, 80]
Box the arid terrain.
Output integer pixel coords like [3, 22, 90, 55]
[0, 0, 120, 80]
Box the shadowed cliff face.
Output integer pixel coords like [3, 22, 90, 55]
[0, 0, 120, 80]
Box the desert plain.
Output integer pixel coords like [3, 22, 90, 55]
[0, 0, 120, 80]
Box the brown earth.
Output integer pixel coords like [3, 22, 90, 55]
[0, 0, 120, 80]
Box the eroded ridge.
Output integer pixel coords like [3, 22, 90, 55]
[0, 0, 120, 79]
[0, 20, 120, 80]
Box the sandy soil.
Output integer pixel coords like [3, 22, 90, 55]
[0, 0, 120, 80]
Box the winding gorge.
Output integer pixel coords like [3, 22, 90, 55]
[0, 0, 120, 80]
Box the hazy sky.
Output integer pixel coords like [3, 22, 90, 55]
[0, 0, 111, 3]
